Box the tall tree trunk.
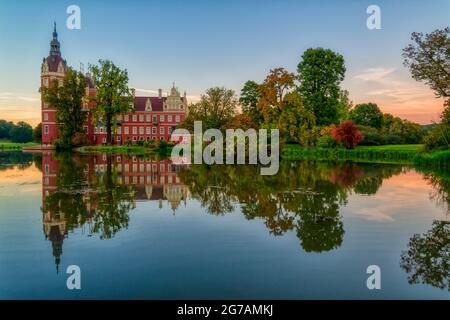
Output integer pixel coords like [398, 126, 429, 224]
[106, 113, 112, 146]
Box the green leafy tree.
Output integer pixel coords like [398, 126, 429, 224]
[90, 60, 134, 145]
[33, 123, 42, 143]
[349, 103, 384, 128]
[403, 28, 450, 150]
[180, 87, 237, 131]
[9, 121, 33, 143]
[0, 120, 14, 139]
[42, 69, 87, 147]
[277, 91, 315, 145]
[297, 48, 346, 125]
[239, 80, 263, 126]
[403, 28, 450, 100]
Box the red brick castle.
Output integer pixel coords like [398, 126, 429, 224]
[40, 24, 188, 146]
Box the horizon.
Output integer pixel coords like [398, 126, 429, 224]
[1, 0, 450, 127]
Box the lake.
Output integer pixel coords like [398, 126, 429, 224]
[0, 151, 448, 299]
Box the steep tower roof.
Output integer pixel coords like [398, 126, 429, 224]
[43, 22, 67, 73]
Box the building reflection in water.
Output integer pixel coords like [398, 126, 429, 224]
[41, 152, 189, 272]
[38, 152, 449, 290]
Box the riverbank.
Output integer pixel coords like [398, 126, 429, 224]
[76, 145, 155, 154]
[0, 141, 38, 150]
[282, 144, 450, 168]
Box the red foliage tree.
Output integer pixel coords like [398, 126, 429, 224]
[331, 120, 363, 149]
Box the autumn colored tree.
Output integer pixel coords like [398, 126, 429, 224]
[256, 68, 316, 145]
[225, 113, 257, 130]
[257, 67, 295, 126]
[331, 120, 363, 149]
[89, 60, 134, 145]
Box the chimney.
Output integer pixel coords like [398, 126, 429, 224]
[158, 89, 162, 99]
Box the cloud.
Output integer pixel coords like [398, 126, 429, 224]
[0, 92, 40, 103]
[354, 67, 396, 82]
[350, 67, 444, 123]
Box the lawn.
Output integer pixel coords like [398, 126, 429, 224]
[281, 144, 449, 168]
[0, 140, 38, 150]
[353, 144, 423, 152]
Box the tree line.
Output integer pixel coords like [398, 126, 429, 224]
[38, 28, 450, 151]
[180, 28, 450, 151]
[0, 120, 41, 143]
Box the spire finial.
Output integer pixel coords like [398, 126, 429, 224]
[53, 21, 57, 39]
[49, 21, 61, 56]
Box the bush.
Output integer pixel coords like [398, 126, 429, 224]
[136, 139, 145, 146]
[316, 135, 336, 148]
[71, 132, 89, 147]
[423, 124, 450, 151]
[358, 125, 382, 146]
[144, 138, 156, 148]
[53, 138, 71, 150]
[125, 138, 133, 146]
[331, 121, 363, 149]
[382, 134, 403, 145]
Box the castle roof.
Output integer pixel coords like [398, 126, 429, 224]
[134, 96, 164, 112]
[45, 55, 67, 73]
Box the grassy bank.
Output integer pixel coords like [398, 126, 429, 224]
[76, 145, 155, 154]
[282, 144, 450, 168]
[0, 140, 38, 150]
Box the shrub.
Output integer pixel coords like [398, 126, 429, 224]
[382, 134, 403, 145]
[144, 138, 156, 148]
[136, 139, 145, 146]
[317, 135, 336, 148]
[125, 138, 133, 146]
[358, 125, 382, 146]
[331, 120, 363, 149]
[71, 132, 89, 146]
[423, 124, 450, 151]
[53, 138, 71, 150]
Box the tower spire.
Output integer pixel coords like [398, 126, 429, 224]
[49, 21, 61, 56]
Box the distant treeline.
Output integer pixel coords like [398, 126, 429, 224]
[0, 120, 40, 143]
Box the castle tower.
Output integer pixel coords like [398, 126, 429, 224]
[40, 22, 67, 145]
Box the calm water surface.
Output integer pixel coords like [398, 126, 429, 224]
[0, 151, 448, 299]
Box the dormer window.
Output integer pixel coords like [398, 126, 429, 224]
[57, 62, 64, 73]
[145, 98, 152, 111]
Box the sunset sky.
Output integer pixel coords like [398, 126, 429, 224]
[1, 0, 450, 127]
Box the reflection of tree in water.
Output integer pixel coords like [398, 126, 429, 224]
[400, 220, 449, 291]
[42, 152, 135, 271]
[418, 167, 450, 217]
[0, 151, 33, 171]
[179, 161, 405, 253]
[88, 154, 135, 239]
